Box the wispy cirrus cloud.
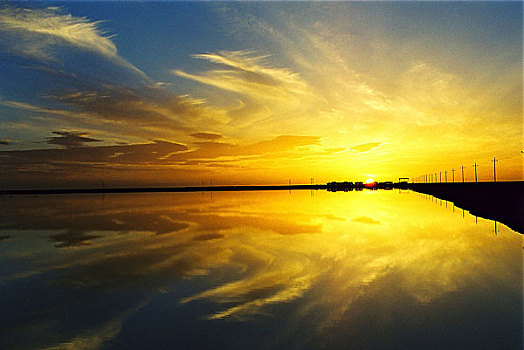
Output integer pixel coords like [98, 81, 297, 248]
[0, 6, 116, 59]
[173, 50, 324, 132]
[0, 5, 223, 143]
[0, 6, 145, 78]
[174, 51, 309, 99]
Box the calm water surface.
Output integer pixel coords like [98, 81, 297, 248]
[0, 190, 521, 349]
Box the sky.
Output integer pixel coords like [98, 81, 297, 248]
[0, 1, 522, 188]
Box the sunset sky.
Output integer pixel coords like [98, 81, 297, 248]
[0, 1, 522, 188]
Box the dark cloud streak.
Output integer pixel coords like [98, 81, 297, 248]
[45, 85, 201, 133]
[0, 133, 324, 188]
[0, 140, 188, 167]
[47, 131, 101, 148]
[191, 132, 222, 140]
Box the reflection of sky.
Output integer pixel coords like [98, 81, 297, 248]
[0, 190, 521, 349]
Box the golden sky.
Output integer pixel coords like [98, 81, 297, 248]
[0, 2, 522, 188]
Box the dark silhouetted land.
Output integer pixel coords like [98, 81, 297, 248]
[399, 182, 523, 234]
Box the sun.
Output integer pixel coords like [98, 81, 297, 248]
[365, 178, 375, 184]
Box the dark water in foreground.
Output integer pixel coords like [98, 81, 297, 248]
[0, 190, 521, 349]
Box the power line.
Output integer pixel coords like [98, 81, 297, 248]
[492, 157, 498, 182]
[412, 153, 517, 184]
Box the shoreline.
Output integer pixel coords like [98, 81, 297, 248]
[0, 184, 328, 196]
[402, 182, 523, 234]
[2, 181, 522, 234]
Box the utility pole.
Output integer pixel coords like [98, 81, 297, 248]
[439, 171, 442, 183]
[461, 165, 465, 183]
[492, 157, 498, 182]
[444, 170, 448, 183]
[473, 163, 478, 182]
[451, 168, 455, 183]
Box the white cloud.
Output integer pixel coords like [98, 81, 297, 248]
[0, 7, 116, 59]
[0, 6, 146, 78]
[174, 50, 315, 102]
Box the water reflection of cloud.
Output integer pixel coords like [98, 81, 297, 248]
[49, 231, 102, 248]
[181, 231, 320, 320]
[0, 191, 521, 348]
[0, 193, 323, 249]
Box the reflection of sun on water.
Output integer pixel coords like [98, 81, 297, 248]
[1, 190, 521, 349]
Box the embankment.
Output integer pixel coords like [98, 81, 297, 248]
[403, 182, 523, 234]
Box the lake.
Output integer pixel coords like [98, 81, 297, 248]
[0, 190, 521, 349]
